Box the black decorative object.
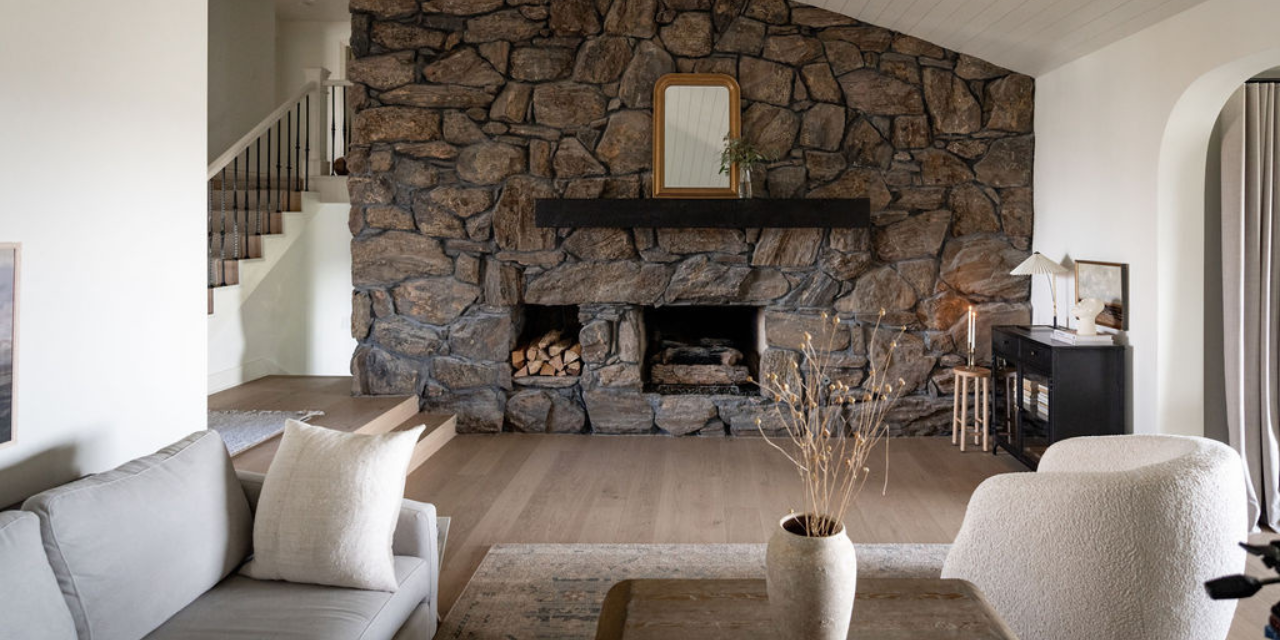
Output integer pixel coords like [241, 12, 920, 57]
[990, 325, 1126, 469]
[535, 198, 871, 229]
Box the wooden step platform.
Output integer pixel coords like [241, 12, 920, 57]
[391, 412, 457, 475]
[212, 376, 454, 476]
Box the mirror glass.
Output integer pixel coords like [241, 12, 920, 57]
[662, 85, 731, 189]
[652, 73, 740, 198]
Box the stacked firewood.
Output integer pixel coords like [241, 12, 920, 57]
[511, 330, 582, 377]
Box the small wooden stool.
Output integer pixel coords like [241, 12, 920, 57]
[952, 366, 991, 452]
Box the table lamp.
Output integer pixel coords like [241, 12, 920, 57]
[1010, 252, 1069, 328]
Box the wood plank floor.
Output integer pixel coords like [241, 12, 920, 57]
[407, 434, 1274, 639]
[406, 435, 1023, 613]
[211, 375, 416, 474]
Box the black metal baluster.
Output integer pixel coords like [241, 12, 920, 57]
[286, 111, 293, 207]
[342, 86, 349, 156]
[305, 94, 311, 191]
[232, 156, 240, 260]
[208, 179, 214, 287]
[243, 146, 250, 221]
[220, 168, 227, 284]
[256, 137, 262, 237]
[294, 102, 302, 192]
[266, 127, 273, 227]
[276, 121, 283, 213]
[330, 86, 337, 176]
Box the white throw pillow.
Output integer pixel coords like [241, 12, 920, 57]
[240, 419, 424, 591]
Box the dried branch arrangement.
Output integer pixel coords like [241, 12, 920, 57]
[753, 309, 906, 538]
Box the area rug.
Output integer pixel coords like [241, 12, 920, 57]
[207, 409, 323, 455]
[437, 542, 950, 639]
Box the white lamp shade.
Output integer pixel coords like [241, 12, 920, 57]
[1010, 252, 1069, 276]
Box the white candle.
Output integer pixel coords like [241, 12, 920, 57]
[968, 306, 975, 354]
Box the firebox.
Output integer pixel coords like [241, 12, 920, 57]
[643, 306, 761, 396]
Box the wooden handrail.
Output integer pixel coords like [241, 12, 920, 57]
[207, 81, 318, 180]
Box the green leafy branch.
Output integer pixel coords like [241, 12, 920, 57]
[720, 136, 768, 175]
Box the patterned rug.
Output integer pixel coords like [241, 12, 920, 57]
[207, 409, 323, 455]
[437, 542, 950, 639]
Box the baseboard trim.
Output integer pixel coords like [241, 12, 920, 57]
[208, 359, 284, 395]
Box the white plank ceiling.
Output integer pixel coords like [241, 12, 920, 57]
[804, 0, 1208, 76]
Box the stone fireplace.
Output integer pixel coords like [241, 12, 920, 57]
[345, 0, 1036, 436]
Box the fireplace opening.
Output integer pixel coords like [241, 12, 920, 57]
[512, 305, 582, 379]
[644, 306, 761, 396]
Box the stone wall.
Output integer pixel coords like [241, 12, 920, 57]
[345, 0, 1035, 435]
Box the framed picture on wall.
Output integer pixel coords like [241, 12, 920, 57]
[1075, 259, 1128, 330]
[0, 244, 16, 448]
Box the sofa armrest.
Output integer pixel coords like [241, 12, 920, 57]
[236, 470, 265, 513]
[395, 499, 439, 614]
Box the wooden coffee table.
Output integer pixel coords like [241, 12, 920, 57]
[596, 578, 1017, 639]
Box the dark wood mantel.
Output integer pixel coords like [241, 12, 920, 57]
[534, 198, 870, 229]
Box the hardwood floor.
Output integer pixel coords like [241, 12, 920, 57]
[1232, 533, 1280, 639]
[406, 435, 1023, 613]
[407, 434, 1274, 639]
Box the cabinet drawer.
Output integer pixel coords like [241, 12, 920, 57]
[1021, 339, 1053, 372]
[992, 331, 1018, 357]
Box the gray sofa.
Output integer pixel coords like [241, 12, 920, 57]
[0, 430, 440, 640]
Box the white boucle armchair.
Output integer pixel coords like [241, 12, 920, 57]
[942, 435, 1248, 640]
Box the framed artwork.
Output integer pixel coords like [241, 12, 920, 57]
[0, 244, 15, 447]
[1074, 260, 1128, 330]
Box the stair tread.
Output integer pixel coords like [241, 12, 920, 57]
[390, 412, 456, 442]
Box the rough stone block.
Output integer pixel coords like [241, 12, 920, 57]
[655, 396, 718, 435]
[584, 390, 655, 433]
[450, 312, 516, 361]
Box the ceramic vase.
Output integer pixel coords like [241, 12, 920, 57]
[765, 513, 857, 640]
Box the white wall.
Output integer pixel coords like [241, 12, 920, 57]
[0, 2, 207, 507]
[276, 20, 350, 97]
[1033, 0, 1280, 436]
[207, 184, 354, 393]
[209, 0, 276, 162]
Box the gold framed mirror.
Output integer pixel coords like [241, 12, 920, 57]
[652, 73, 741, 198]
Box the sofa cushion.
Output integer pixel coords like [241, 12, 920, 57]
[144, 555, 432, 640]
[0, 511, 77, 640]
[23, 431, 253, 640]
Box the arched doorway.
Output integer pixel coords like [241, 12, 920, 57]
[1154, 48, 1280, 438]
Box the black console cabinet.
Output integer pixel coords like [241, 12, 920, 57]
[990, 325, 1126, 469]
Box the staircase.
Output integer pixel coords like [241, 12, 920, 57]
[207, 68, 350, 314]
[207, 175, 304, 310]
